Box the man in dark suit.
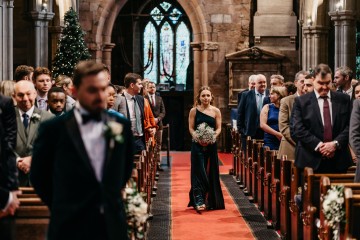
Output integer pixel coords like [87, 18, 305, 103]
[0, 94, 21, 240]
[13, 81, 53, 186]
[30, 61, 134, 240]
[146, 81, 166, 169]
[291, 64, 352, 173]
[120, 73, 147, 153]
[237, 74, 269, 150]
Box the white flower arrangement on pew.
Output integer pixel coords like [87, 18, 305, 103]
[192, 122, 216, 145]
[123, 179, 148, 239]
[322, 185, 345, 240]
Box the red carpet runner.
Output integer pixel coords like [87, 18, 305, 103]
[171, 152, 255, 239]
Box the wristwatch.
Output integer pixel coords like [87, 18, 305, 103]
[333, 140, 340, 149]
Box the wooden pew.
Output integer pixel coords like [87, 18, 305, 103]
[230, 129, 238, 176]
[15, 188, 50, 240]
[344, 188, 360, 239]
[318, 177, 360, 240]
[257, 146, 269, 211]
[250, 142, 263, 202]
[263, 149, 276, 220]
[279, 155, 292, 239]
[289, 160, 302, 240]
[301, 168, 355, 240]
[270, 151, 280, 229]
[243, 137, 253, 196]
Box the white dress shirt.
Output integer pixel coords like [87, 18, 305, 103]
[148, 93, 156, 106]
[74, 102, 106, 182]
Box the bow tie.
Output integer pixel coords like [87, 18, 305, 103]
[81, 113, 102, 124]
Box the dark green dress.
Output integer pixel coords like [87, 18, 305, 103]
[188, 109, 225, 210]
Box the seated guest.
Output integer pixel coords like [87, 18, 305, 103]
[55, 75, 75, 111]
[12, 81, 53, 186]
[106, 84, 124, 118]
[260, 87, 287, 150]
[33, 67, 52, 111]
[48, 87, 66, 116]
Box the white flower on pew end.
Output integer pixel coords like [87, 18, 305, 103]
[322, 185, 345, 240]
[123, 179, 148, 239]
[31, 113, 41, 122]
[103, 121, 124, 144]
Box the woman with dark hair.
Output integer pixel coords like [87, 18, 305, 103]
[187, 86, 225, 212]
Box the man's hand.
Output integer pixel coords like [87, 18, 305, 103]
[319, 142, 336, 158]
[148, 128, 156, 136]
[0, 190, 22, 218]
[155, 118, 159, 124]
[17, 156, 32, 174]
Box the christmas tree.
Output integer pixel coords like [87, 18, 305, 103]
[52, 7, 92, 79]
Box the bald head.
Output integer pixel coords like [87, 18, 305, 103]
[14, 80, 37, 112]
[255, 74, 267, 93]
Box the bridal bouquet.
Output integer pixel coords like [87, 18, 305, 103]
[322, 185, 345, 240]
[192, 122, 216, 145]
[123, 179, 148, 239]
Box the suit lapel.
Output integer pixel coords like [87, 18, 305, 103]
[310, 92, 323, 128]
[15, 108, 27, 144]
[65, 111, 96, 178]
[26, 108, 41, 145]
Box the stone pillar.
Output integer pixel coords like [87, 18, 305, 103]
[329, 10, 356, 70]
[48, 26, 63, 66]
[0, 0, 14, 80]
[102, 43, 115, 72]
[29, 11, 54, 67]
[302, 26, 329, 70]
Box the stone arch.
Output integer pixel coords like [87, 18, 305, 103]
[94, 0, 209, 91]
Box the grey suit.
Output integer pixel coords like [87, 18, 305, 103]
[15, 107, 53, 186]
[278, 94, 296, 160]
[112, 95, 127, 118]
[350, 99, 360, 181]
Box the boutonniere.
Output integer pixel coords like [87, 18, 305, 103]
[31, 113, 41, 122]
[103, 121, 124, 148]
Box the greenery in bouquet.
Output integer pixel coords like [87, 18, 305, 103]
[322, 185, 345, 240]
[192, 122, 216, 145]
[123, 179, 148, 239]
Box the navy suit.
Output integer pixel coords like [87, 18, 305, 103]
[291, 91, 352, 172]
[237, 89, 269, 138]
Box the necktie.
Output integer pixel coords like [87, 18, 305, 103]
[151, 95, 155, 107]
[133, 97, 142, 134]
[23, 113, 29, 129]
[322, 96, 332, 142]
[257, 93, 263, 114]
[82, 113, 102, 124]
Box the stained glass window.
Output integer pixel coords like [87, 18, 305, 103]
[142, 1, 191, 89]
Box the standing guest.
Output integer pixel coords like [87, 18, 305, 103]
[33, 67, 52, 111]
[30, 60, 134, 240]
[283, 81, 297, 95]
[146, 81, 166, 170]
[270, 74, 284, 88]
[303, 74, 315, 93]
[106, 84, 124, 118]
[55, 75, 76, 111]
[14, 65, 34, 82]
[260, 87, 287, 150]
[188, 86, 224, 212]
[237, 74, 269, 150]
[278, 70, 308, 160]
[121, 73, 146, 153]
[47, 87, 66, 116]
[334, 66, 353, 99]
[0, 94, 21, 240]
[291, 64, 352, 173]
[13, 81, 53, 186]
[352, 82, 360, 100]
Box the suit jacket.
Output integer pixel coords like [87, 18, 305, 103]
[237, 89, 269, 137]
[145, 94, 166, 129]
[15, 107, 53, 186]
[30, 110, 134, 240]
[291, 91, 352, 171]
[0, 95, 18, 192]
[277, 94, 296, 160]
[350, 99, 360, 181]
[112, 95, 127, 116]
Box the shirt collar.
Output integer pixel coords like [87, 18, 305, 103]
[124, 91, 135, 100]
[254, 89, 264, 96]
[314, 89, 331, 99]
[19, 105, 35, 117]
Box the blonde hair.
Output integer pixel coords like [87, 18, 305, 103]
[0, 80, 15, 97]
[55, 75, 72, 88]
[271, 86, 287, 99]
[194, 86, 214, 107]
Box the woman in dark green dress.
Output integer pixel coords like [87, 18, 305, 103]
[188, 86, 225, 212]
